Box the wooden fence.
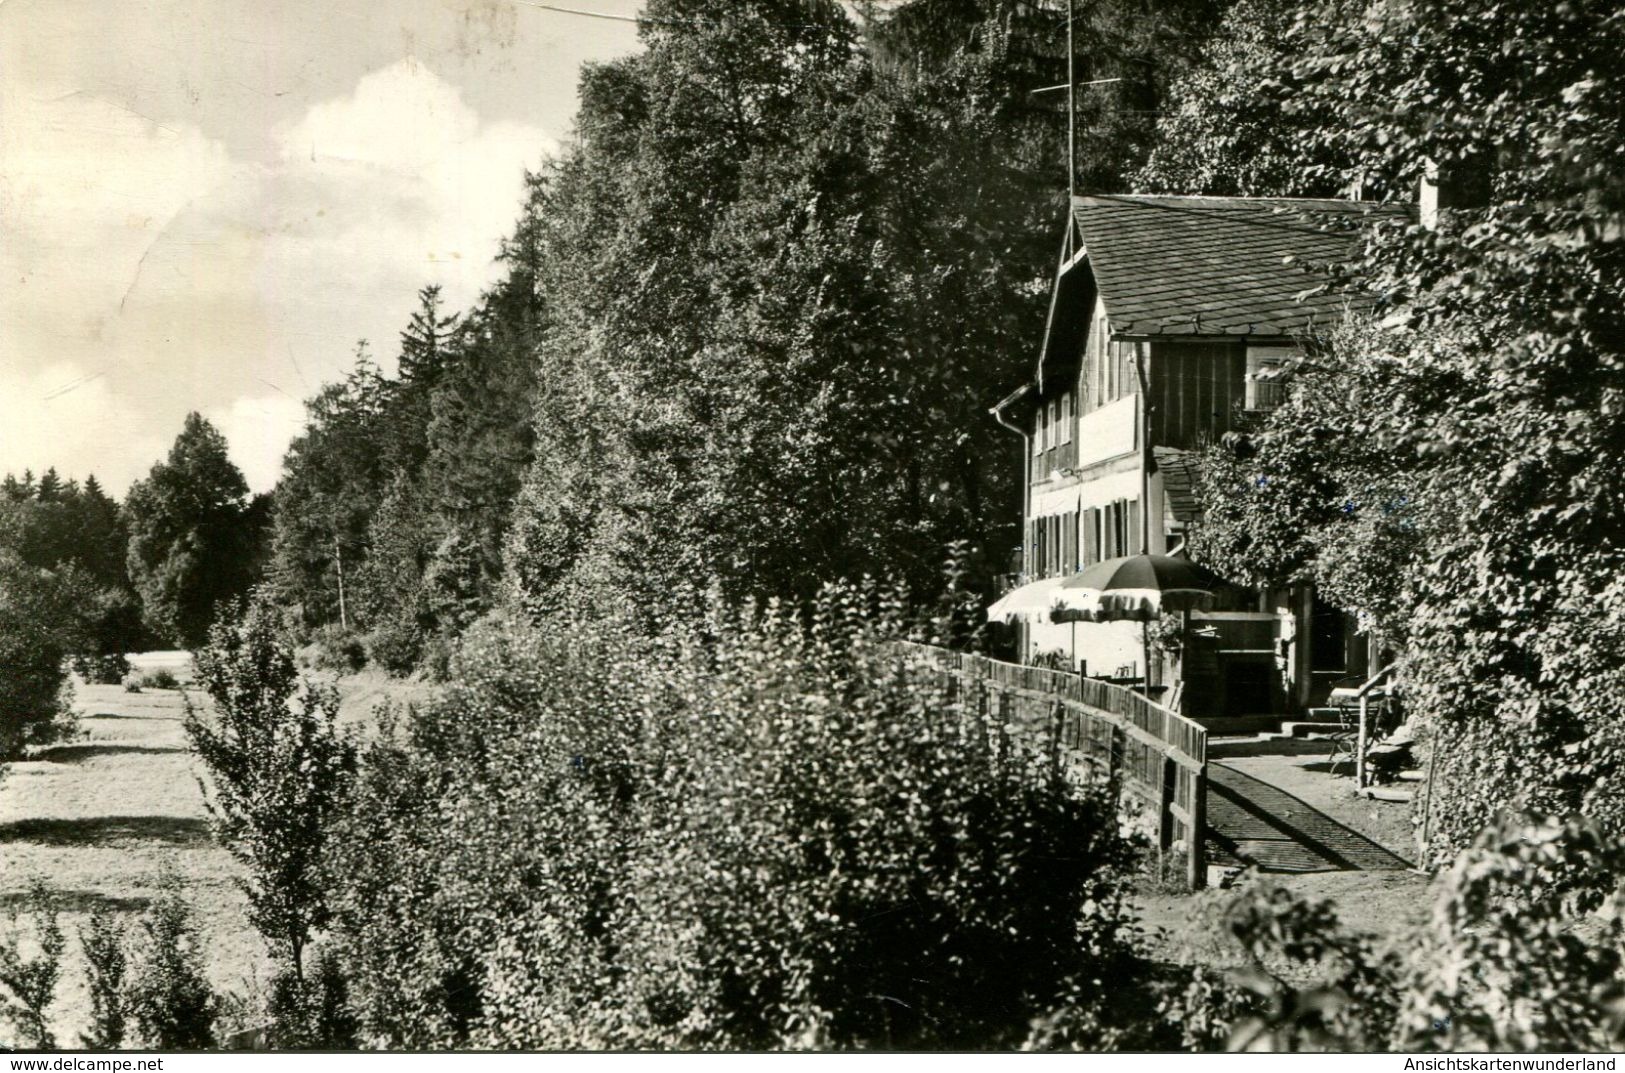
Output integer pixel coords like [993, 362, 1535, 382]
[895, 641, 1210, 889]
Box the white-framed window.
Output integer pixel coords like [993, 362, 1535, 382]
[1246, 346, 1297, 411]
[1059, 391, 1073, 444]
[1033, 407, 1045, 455]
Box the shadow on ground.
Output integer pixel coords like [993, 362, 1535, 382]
[1205, 763, 1412, 873]
[0, 816, 212, 848]
[84, 711, 181, 721]
[31, 743, 189, 763]
[1298, 760, 1360, 776]
[1209, 737, 1340, 759]
[0, 888, 153, 913]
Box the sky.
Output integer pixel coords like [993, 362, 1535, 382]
[0, 0, 643, 495]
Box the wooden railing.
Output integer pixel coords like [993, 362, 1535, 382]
[895, 641, 1210, 888]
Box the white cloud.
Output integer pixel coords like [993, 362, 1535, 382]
[0, 58, 555, 496]
[0, 86, 235, 345]
[211, 394, 309, 495]
[0, 365, 309, 496]
[0, 361, 170, 492]
[267, 57, 556, 321]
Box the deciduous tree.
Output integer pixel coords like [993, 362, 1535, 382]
[124, 414, 256, 648]
[186, 597, 355, 981]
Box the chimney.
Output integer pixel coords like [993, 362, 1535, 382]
[1419, 153, 1492, 229]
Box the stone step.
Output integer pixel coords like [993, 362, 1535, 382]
[1397, 769, 1425, 782]
[1189, 714, 1284, 735]
[1359, 785, 1414, 803]
[1208, 735, 1341, 759]
[1280, 720, 1343, 738]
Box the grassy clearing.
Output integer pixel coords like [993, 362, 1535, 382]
[0, 654, 434, 1047]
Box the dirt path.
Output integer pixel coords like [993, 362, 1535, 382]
[1132, 746, 1432, 964]
[0, 657, 263, 1046]
[1205, 762, 1412, 873]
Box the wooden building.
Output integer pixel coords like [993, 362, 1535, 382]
[992, 194, 1412, 718]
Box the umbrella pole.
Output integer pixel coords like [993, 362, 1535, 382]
[1142, 618, 1152, 694]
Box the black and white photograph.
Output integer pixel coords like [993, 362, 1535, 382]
[1, 0, 1623, 1058]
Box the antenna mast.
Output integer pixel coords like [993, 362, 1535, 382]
[1066, 0, 1076, 204]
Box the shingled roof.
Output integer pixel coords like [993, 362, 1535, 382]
[1072, 195, 1412, 339]
[1153, 446, 1203, 524]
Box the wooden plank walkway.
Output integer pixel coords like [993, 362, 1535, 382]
[1204, 762, 1412, 873]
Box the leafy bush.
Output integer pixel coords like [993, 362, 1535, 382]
[320, 705, 471, 1048]
[79, 908, 129, 1049]
[1157, 883, 1401, 1051]
[1158, 814, 1625, 1052]
[0, 553, 78, 758]
[123, 877, 219, 1050]
[0, 883, 65, 1050]
[266, 945, 358, 1050]
[188, 597, 355, 979]
[362, 620, 421, 677]
[140, 668, 180, 690]
[72, 652, 132, 685]
[1395, 814, 1625, 1051]
[326, 584, 1145, 1049]
[310, 624, 366, 674]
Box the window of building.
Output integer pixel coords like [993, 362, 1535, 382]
[1246, 346, 1296, 411]
[1084, 497, 1143, 560]
[1059, 392, 1073, 444]
[1033, 408, 1044, 455]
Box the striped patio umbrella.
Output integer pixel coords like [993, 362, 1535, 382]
[1051, 553, 1225, 691]
[985, 575, 1071, 625]
[1050, 554, 1223, 624]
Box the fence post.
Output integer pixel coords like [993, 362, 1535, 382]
[998, 688, 1014, 767]
[1049, 699, 1065, 779]
[1158, 754, 1176, 855]
[1186, 764, 1208, 890]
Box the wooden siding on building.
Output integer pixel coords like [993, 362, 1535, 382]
[1035, 436, 1078, 482]
[1148, 341, 1247, 448]
[1027, 496, 1144, 580]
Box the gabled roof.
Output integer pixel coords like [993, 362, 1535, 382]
[1071, 194, 1413, 339]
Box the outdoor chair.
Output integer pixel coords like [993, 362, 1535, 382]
[1324, 674, 1366, 776]
[1325, 674, 1394, 777]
